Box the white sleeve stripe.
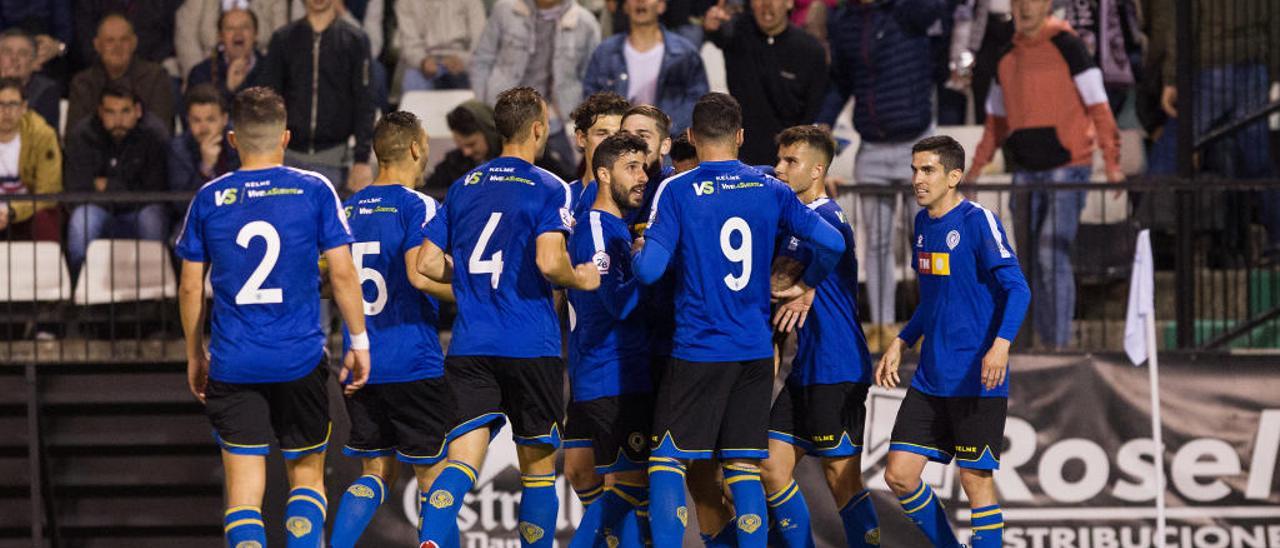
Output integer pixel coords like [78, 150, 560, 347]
[646, 170, 694, 226]
[284, 166, 352, 234]
[589, 211, 606, 252]
[531, 165, 574, 209]
[409, 188, 438, 227]
[977, 205, 1012, 258]
[1073, 67, 1109, 106]
[985, 82, 1007, 118]
[807, 197, 829, 210]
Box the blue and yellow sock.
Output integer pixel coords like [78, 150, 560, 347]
[766, 479, 813, 548]
[839, 489, 881, 548]
[604, 482, 649, 548]
[518, 472, 559, 547]
[648, 457, 689, 547]
[284, 487, 327, 548]
[722, 464, 767, 548]
[330, 474, 386, 548]
[898, 483, 959, 548]
[419, 460, 478, 545]
[417, 491, 461, 548]
[568, 482, 606, 548]
[969, 504, 1003, 548]
[224, 505, 266, 548]
[701, 520, 739, 547]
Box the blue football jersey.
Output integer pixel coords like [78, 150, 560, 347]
[421, 156, 573, 358]
[567, 210, 651, 401]
[903, 201, 1022, 397]
[340, 184, 445, 384]
[642, 160, 833, 362]
[176, 166, 353, 383]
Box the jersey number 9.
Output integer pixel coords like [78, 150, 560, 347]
[720, 217, 752, 291]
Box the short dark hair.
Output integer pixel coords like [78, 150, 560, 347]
[184, 83, 224, 113]
[0, 77, 26, 100]
[690, 92, 741, 141]
[231, 86, 287, 154]
[592, 132, 649, 177]
[100, 82, 138, 104]
[373, 110, 424, 164]
[669, 133, 696, 163]
[494, 87, 545, 142]
[0, 28, 37, 57]
[776, 125, 835, 166]
[571, 92, 629, 135]
[218, 7, 259, 33]
[912, 135, 966, 174]
[622, 104, 671, 140]
[446, 104, 484, 135]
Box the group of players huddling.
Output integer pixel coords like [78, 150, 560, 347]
[178, 84, 1030, 548]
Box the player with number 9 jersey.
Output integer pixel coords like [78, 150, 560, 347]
[176, 164, 352, 384]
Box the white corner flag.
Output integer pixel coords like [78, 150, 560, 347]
[1125, 229, 1155, 365]
[1123, 229, 1166, 540]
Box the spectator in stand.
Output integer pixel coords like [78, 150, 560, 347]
[290, 0, 388, 109]
[0, 29, 61, 130]
[68, 14, 176, 136]
[422, 99, 571, 196]
[703, 0, 828, 166]
[168, 84, 238, 193]
[0, 77, 61, 242]
[64, 84, 170, 270]
[949, 0, 1015, 123]
[964, 0, 1122, 349]
[185, 9, 263, 104]
[174, 0, 287, 79]
[0, 0, 72, 71]
[396, 0, 485, 92]
[819, 0, 947, 350]
[471, 0, 601, 171]
[583, 0, 709, 136]
[1062, 0, 1143, 115]
[74, 0, 183, 72]
[791, 0, 835, 45]
[261, 0, 375, 192]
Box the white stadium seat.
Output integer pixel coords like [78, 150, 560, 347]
[73, 240, 176, 305]
[0, 241, 72, 302]
[400, 90, 476, 138]
[701, 42, 728, 94]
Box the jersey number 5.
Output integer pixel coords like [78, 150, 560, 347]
[720, 217, 752, 291]
[235, 221, 284, 305]
[470, 212, 505, 289]
[351, 242, 387, 315]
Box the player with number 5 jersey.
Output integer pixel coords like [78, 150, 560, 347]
[176, 87, 370, 548]
[632, 93, 846, 548]
[415, 87, 601, 548]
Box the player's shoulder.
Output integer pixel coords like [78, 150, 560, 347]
[191, 169, 241, 198]
[280, 166, 338, 190]
[529, 163, 573, 197]
[810, 197, 845, 222]
[652, 166, 700, 200]
[960, 200, 1000, 228]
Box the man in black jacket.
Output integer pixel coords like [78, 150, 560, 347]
[261, 0, 374, 193]
[423, 99, 572, 198]
[64, 83, 170, 271]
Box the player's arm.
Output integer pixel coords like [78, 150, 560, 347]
[415, 237, 452, 284]
[974, 211, 1031, 389]
[536, 232, 601, 291]
[777, 195, 845, 295]
[771, 254, 815, 333]
[405, 244, 455, 302]
[631, 235, 672, 284]
[179, 259, 210, 403]
[324, 244, 371, 395]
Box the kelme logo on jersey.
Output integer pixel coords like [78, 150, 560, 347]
[215, 188, 238, 206]
[464, 171, 483, 186]
[285, 517, 312, 537]
[918, 252, 951, 276]
[693, 181, 715, 196]
[947, 230, 961, 250]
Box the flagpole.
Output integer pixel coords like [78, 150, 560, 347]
[1145, 312, 1167, 543]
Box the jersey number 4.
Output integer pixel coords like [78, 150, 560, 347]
[470, 212, 505, 289]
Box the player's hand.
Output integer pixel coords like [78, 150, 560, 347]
[340, 349, 371, 396]
[703, 0, 732, 32]
[631, 235, 645, 256]
[442, 55, 466, 74]
[573, 262, 602, 291]
[772, 281, 809, 302]
[772, 288, 814, 333]
[875, 337, 904, 388]
[421, 56, 440, 78]
[187, 351, 210, 404]
[980, 338, 1010, 391]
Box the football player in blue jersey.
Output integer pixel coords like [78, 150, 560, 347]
[176, 87, 370, 548]
[414, 87, 601, 548]
[876, 136, 1031, 548]
[762, 125, 880, 548]
[618, 105, 674, 235]
[567, 92, 630, 218]
[631, 93, 847, 548]
[565, 132, 654, 547]
[327, 111, 458, 548]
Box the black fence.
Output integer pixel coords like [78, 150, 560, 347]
[0, 180, 1277, 362]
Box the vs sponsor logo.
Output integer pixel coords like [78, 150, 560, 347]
[215, 188, 238, 206]
[693, 181, 715, 196]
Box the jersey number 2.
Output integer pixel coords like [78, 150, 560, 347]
[721, 217, 752, 291]
[470, 212, 505, 289]
[235, 221, 283, 305]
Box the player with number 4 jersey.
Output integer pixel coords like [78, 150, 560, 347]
[632, 93, 846, 548]
[177, 87, 370, 548]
